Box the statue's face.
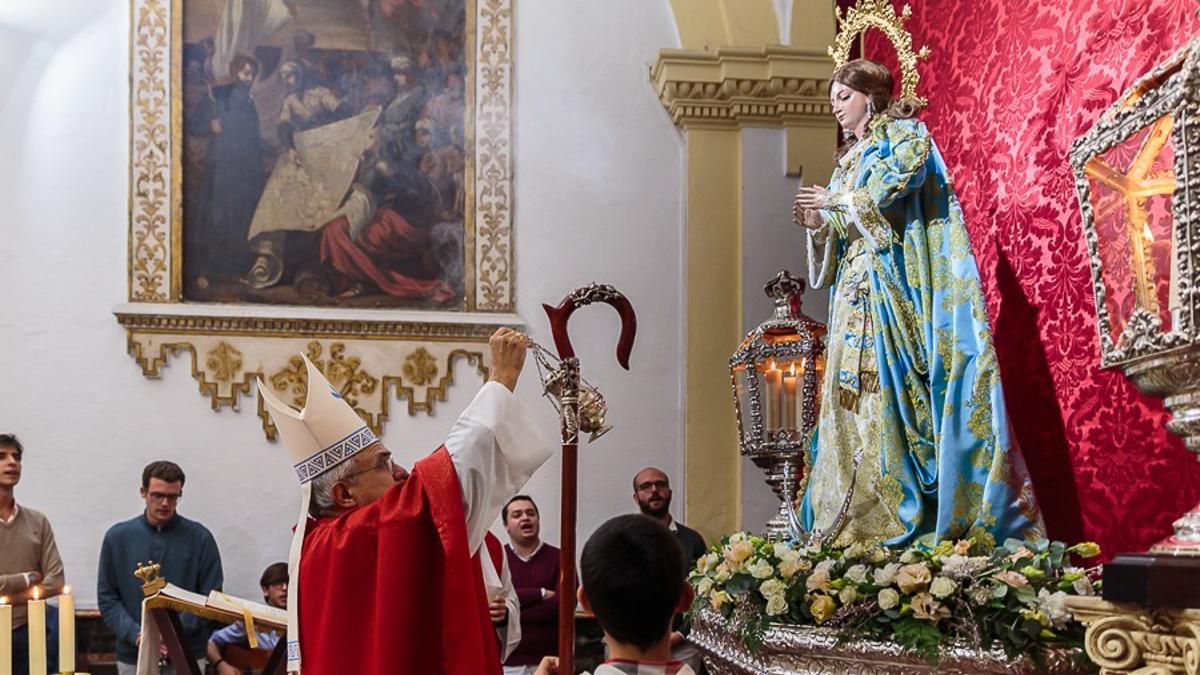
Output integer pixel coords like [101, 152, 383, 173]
[830, 81, 870, 136]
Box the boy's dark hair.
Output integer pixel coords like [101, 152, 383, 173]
[502, 494, 537, 521]
[260, 562, 289, 587]
[0, 434, 23, 459]
[580, 514, 686, 652]
[142, 460, 186, 488]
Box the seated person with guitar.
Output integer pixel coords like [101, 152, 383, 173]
[207, 563, 288, 675]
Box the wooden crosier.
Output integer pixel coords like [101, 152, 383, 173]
[542, 284, 636, 674]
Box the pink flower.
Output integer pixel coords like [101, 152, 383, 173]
[995, 570, 1029, 588]
[896, 563, 932, 594]
[911, 592, 950, 623]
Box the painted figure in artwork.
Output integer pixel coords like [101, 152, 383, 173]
[184, 54, 269, 289]
[792, 58, 1044, 548]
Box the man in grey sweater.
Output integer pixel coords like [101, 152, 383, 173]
[0, 433, 65, 674]
[98, 461, 223, 674]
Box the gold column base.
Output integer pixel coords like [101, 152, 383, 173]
[1066, 595, 1200, 674]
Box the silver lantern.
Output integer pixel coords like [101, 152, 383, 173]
[1071, 36, 1200, 554]
[730, 271, 826, 539]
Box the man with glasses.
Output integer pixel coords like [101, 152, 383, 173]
[631, 467, 707, 672]
[98, 460, 223, 674]
[258, 327, 553, 675]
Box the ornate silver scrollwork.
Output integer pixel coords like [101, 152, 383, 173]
[689, 608, 1083, 674]
[533, 347, 610, 444]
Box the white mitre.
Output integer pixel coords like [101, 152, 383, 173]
[258, 354, 378, 673]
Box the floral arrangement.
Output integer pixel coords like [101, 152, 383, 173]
[687, 533, 1102, 665]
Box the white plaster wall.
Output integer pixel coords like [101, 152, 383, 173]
[0, 0, 683, 607]
[739, 127, 830, 534]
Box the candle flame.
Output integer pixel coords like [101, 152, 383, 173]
[789, 363, 797, 376]
[1143, 223, 1154, 244]
[63, 585, 71, 595]
[31, 586, 41, 600]
[0, 596, 7, 606]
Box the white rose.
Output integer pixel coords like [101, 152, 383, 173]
[759, 578, 786, 600]
[748, 558, 776, 579]
[1072, 576, 1095, 596]
[765, 593, 788, 616]
[815, 559, 837, 574]
[845, 564, 869, 585]
[838, 586, 858, 605]
[873, 562, 901, 586]
[877, 587, 900, 610]
[806, 567, 832, 592]
[714, 569, 732, 584]
[696, 578, 714, 596]
[774, 543, 801, 564]
[773, 542, 791, 559]
[1037, 589, 1072, 629]
[930, 576, 957, 599]
[700, 552, 719, 573]
[729, 532, 748, 543]
[900, 550, 918, 564]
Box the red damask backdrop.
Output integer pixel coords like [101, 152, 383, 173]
[863, 0, 1200, 555]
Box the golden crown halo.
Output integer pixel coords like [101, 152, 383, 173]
[828, 0, 931, 109]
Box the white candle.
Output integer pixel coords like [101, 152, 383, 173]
[27, 587, 45, 675]
[58, 587, 74, 673]
[1, 597, 12, 675]
[782, 364, 798, 431]
[763, 364, 782, 433]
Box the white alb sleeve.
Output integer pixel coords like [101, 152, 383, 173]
[446, 381, 555, 555]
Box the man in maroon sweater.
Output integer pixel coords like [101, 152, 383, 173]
[501, 495, 560, 675]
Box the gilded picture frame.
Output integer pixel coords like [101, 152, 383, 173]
[115, 0, 518, 438]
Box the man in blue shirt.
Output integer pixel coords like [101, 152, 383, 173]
[97, 461, 224, 675]
[207, 562, 287, 675]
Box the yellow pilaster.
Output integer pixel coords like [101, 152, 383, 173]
[669, 0, 729, 51]
[683, 128, 743, 543]
[655, 2, 836, 542]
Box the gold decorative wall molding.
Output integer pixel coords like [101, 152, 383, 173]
[122, 323, 494, 440]
[651, 46, 835, 130]
[1067, 596, 1200, 674]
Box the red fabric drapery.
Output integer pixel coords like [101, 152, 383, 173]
[862, 0, 1200, 556]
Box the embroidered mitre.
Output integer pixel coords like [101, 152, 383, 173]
[258, 354, 379, 672]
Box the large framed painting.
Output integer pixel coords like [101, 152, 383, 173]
[115, 0, 516, 437]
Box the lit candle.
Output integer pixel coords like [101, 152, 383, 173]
[782, 364, 798, 430]
[763, 362, 782, 432]
[58, 586, 74, 674]
[1, 596, 12, 675]
[27, 587, 45, 675]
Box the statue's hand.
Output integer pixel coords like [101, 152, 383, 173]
[795, 185, 832, 211]
[800, 209, 824, 231]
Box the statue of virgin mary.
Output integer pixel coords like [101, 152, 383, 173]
[792, 51, 1044, 548]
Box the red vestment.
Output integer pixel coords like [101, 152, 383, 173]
[318, 210, 455, 302]
[298, 447, 501, 675]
